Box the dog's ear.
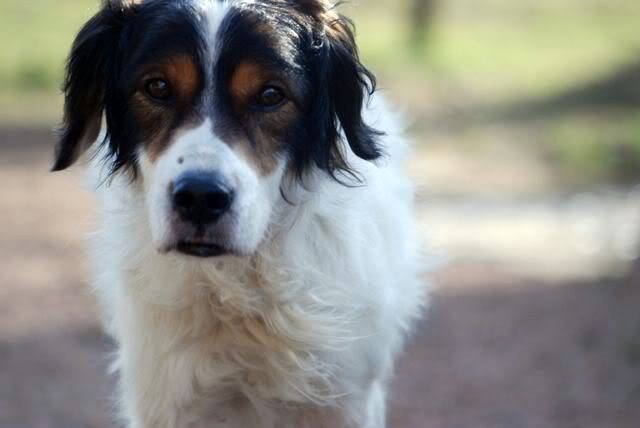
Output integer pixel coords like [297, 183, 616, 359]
[52, 2, 128, 172]
[324, 15, 382, 162]
[299, 4, 382, 180]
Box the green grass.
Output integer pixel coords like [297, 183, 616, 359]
[542, 111, 640, 186]
[0, 1, 97, 92]
[354, 0, 640, 99]
[351, 0, 640, 186]
[0, 0, 97, 123]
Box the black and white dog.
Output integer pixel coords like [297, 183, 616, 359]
[53, 1, 425, 426]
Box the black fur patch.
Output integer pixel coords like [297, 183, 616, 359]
[54, 0, 206, 175]
[213, 1, 382, 183]
[54, 0, 382, 184]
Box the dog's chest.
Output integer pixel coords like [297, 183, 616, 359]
[113, 239, 374, 426]
[154, 291, 341, 407]
[136, 299, 346, 427]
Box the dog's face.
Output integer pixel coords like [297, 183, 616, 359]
[53, 0, 380, 257]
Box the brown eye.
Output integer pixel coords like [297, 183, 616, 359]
[144, 78, 172, 101]
[255, 86, 286, 109]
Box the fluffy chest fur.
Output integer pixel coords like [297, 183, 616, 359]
[90, 105, 424, 426]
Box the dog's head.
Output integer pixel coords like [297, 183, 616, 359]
[53, 0, 381, 257]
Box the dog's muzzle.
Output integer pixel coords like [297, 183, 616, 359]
[171, 171, 235, 257]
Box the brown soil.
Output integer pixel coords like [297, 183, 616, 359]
[1, 127, 639, 427]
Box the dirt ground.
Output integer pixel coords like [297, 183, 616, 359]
[1, 127, 640, 428]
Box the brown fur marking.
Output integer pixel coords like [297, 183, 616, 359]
[229, 62, 270, 109]
[228, 61, 299, 176]
[136, 54, 201, 161]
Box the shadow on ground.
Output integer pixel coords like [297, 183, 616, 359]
[391, 264, 640, 428]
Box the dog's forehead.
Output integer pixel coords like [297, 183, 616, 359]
[125, 0, 304, 66]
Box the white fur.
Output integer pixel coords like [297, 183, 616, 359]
[140, 119, 286, 256]
[88, 94, 425, 428]
[84, 3, 426, 427]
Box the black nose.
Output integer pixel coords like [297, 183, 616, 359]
[172, 172, 234, 225]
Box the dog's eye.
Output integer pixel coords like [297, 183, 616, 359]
[144, 78, 172, 101]
[254, 86, 286, 109]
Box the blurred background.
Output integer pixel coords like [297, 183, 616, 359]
[1, 0, 640, 426]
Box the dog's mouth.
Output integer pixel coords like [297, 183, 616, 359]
[175, 241, 228, 258]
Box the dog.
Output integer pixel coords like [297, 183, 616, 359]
[52, 0, 425, 426]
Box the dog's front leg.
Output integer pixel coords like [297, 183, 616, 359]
[113, 304, 263, 428]
[363, 380, 387, 428]
[117, 336, 191, 427]
[111, 299, 202, 428]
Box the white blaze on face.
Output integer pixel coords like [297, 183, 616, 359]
[199, 0, 230, 37]
[139, 119, 286, 256]
[134, 1, 289, 258]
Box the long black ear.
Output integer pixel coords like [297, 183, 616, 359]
[52, 3, 124, 172]
[325, 15, 383, 162]
[299, 11, 383, 182]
